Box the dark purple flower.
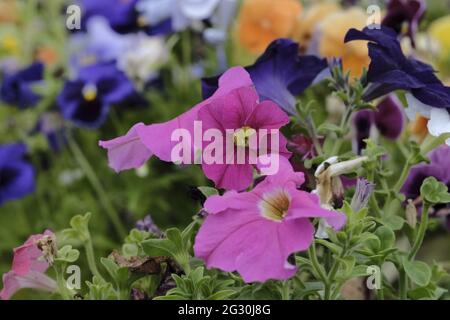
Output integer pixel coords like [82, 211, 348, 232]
[0, 143, 35, 205]
[202, 39, 328, 115]
[0, 63, 44, 109]
[353, 95, 404, 152]
[57, 62, 135, 128]
[79, 0, 139, 34]
[401, 145, 450, 200]
[344, 26, 450, 109]
[401, 145, 450, 228]
[382, 0, 426, 47]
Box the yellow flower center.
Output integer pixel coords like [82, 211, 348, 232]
[82, 84, 97, 102]
[233, 126, 256, 147]
[259, 188, 291, 222]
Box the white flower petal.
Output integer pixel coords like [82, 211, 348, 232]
[405, 93, 432, 120]
[427, 107, 450, 138]
[179, 0, 221, 20]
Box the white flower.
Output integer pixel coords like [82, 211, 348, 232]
[137, 0, 221, 31]
[117, 36, 168, 86]
[405, 93, 450, 146]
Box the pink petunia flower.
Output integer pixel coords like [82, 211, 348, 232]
[193, 158, 346, 283]
[99, 67, 290, 190]
[0, 230, 56, 300]
[198, 86, 290, 190]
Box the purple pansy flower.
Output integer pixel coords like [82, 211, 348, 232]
[57, 62, 135, 128]
[0, 63, 44, 109]
[345, 26, 450, 144]
[202, 39, 328, 115]
[79, 0, 139, 34]
[401, 145, 450, 228]
[353, 95, 404, 152]
[382, 0, 426, 47]
[0, 143, 35, 206]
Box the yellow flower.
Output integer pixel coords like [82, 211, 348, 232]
[237, 0, 302, 54]
[429, 15, 450, 60]
[317, 7, 370, 79]
[292, 1, 340, 52]
[1, 34, 19, 54]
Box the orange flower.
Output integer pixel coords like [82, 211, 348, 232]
[35, 46, 59, 65]
[237, 0, 302, 54]
[409, 114, 429, 142]
[0, 0, 17, 24]
[293, 1, 340, 53]
[317, 8, 370, 79]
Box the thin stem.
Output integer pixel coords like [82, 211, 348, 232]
[67, 131, 127, 239]
[280, 280, 291, 300]
[85, 238, 105, 282]
[408, 203, 430, 260]
[393, 161, 413, 192]
[54, 264, 72, 300]
[308, 243, 328, 285]
[399, 268, 407, 300]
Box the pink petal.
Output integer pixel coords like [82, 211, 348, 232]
[288, 192, 347, 230]
[0, 271, 56, 300]
[256, 156, 304, 190]
[99, 123, 153, 172]
[202, 162, 254, 191]
[236, 219, 314, 283]
[12, 230, 53, 276]
[245, 100, 290, 129]
[102, 66, 253, 169]
[204, 191, 257, 214]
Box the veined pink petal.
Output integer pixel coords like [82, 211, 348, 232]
[288, 192, 347, 230]
[0, 271, 57, 300]
[100, 66, 253, 171]
[99, 123, 153, 172]
[235, 219, 314, 283]
[204, 190, 258, 214]
[245, 100, 290, 129]
[202, 163, 254, 191]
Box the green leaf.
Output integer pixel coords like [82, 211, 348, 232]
[207, 290, 236, 300]
[403, 259, 432, 287]
[101, 257, 119, 279]
[55, 245, 80, 263]
[420, 177, 450, 204]
[197, 186, 219, 198]
[142, 238, 176, 257]
[375, 226, 395, 250]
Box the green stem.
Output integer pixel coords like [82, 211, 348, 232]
[55, 264, 72, 300]
[308, 243, 327, 285]
[280, 280, 291, 300]
[408, 203, 430, 260]
[67, 131, 127, 239]
[399, 268, 407, 300]
[393, 161, 413, 192]
[84, 238, 105, 282]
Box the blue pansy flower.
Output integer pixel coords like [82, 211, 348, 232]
[0, 143, 35, 206]
[57, 62, 135, 128]
[202, 39, 328, 115]
[0, 63, 44, 109]
[345, 26, 450, 145]
[79, 0, 139, 34]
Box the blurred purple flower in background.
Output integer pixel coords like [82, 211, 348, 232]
[401, 145, 450, 228]
[382, 0, 426, 47]
[57, 62, 135, 128]
[353, 95, 404, 152]
[0, 62, 44, 109]
[136, 215, 163, 236]
[0, 143, 35, 206]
